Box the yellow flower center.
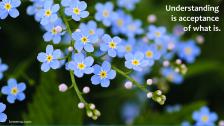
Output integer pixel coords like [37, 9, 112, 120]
[77, 63, 86, 70]
[125, 45, 132, 52]
[109, 41, 117, 49]
[146, 51, 153, 58]
[155, 32, 161, 37]
[4, 3, 11, 11]
[11, 87, 18, 95]
[184, 47, 192, 55]
[73, 7, 80, 15]
[89, 30, 95, 35]
[132, 59, 140, 66]
[103, 10, 109, 17]
[201, 115, 209, 122]
[52, 28, 57, 34]
[117, 19, 123, 27]
[45, 9, 52, 17]
[128, 25, 136, 31]
[46, 55, 53, 62]
[81, 36, 88, 44]
[99, 70, 107, 79]
[167, 74, 174, 81]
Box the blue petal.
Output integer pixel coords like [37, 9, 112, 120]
[80, 11, 89, 18]
[16, 93, 25, 101]
[0, 103, 6, 113]
[79, 1, 87, 10]
[74, 42, 84, 52]
[102, 61, 111, 72]
[1, 86, 10, 95]
[0, 113, 7, 122]
[43, 32, 53, 42]
[46, 45, 54, 54]
[37, 52, 47, 62]
[100, 43, 108, 52]
[108, 70, 116, 79]
[53, 35, 61, 44]
[101, 79, 110, 88]
[17, 83, 26, 92]
[0, 64, 8, 72]
[84, 44, 94, 52]
[52, 4, 60, 13]
[9, 9, 19, 18]
[53, 49, 62, 59]
[108, 49, 116, 57]
[102, 34, 112, 43]
[41, 63, 50, 72]
[50, 60, 60, 69]
[125, 53, 133, 60]
[8, 78, 17, 88]
[7, 95, 16, 104]
[134, 52, 144, 60]
[74, 70, 84, 78]
[84, 67, 94, 74]
[11, 0, 21, 7]
[84, 56, 94, 66]
[93, 64, 101, 74]
[91, 75, 100, 85]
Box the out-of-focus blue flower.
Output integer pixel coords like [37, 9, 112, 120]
[166, 104, 181, 113]
[125, 52, 149, 71]
[26, 0, 46, 22]
[147, 25, 166, 41]
[181, 121, 191, 126]
[177, 40, 200, 63]
[161, 67, 183, 84]
[43, 19, 65, 44]
[100, 34, 123, 57]
[79, 20, 104, 42]
[173, 25, 185, 36]
[0, 102, 7, 122]
[117, 38, 136, 57]
[37, 0, 59, 25]
[142, 44, 160, 66]
[0, 58, 8, 80]
[37, 45, 63, 72]
[95, 2, 117, 26]
[62, 0, 89, 21]
[91, 61, 116, 88]
[121, 102, 140, 125]
[117, 0, 140, 11]
[112, 10, 128, 35]
[193, 106, 218, 126]
[154, 38, 168, 58]
[124, 18, 143, 38]
[67, 53, 94, 78]
[1, 78, 26, 104]
[72, 28, 98, 52]
[0, 0, 21, 19]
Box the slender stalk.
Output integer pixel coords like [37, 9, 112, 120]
[112, 66, 148, 92]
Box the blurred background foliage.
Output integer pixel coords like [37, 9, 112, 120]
[0, 0, 224, 125]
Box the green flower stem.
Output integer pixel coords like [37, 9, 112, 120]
[111, 65, 148, 92]
[60, 8, 87, 105]
[69, 70, 86, 104]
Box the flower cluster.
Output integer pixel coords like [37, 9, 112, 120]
[21, 0, 203, 120]
[0, 58, 27, 122]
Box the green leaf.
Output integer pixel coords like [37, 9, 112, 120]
[23, 72, 83, 125]
[134, 101, 206, 125]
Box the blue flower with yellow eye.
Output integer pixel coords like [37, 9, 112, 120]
[193, 106, 218, 126]
[117, 38, 136, 57]
[79, 20, 104, 41]
[0, 58, 8, 80]
[161, 67, 183, 84]
[95, 2, 117, 26]
[142, 44, 160, 66]
[112, 10, 128, 35]
[0, 0, 21, 19]
[0, 102, 7, 122]
[124, 18, 143, 38]
[67, 53, 94, 78]
[43, 19, 65, 44]
[177, 40, 200, 63]
[91, 61, 116, 88]
[62, 0, 89, 21]
[37, 0, 59, 25]
[117, 0, 140, 11]
[72, 28, 98, 53]
[100, 34, 123, 57]
[26, 0, 45, 22]
[37, 45, 63, 72]
[147, 25, 166, 41]
[1, 78, 26, 104]
[125, 52, 149, 71]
